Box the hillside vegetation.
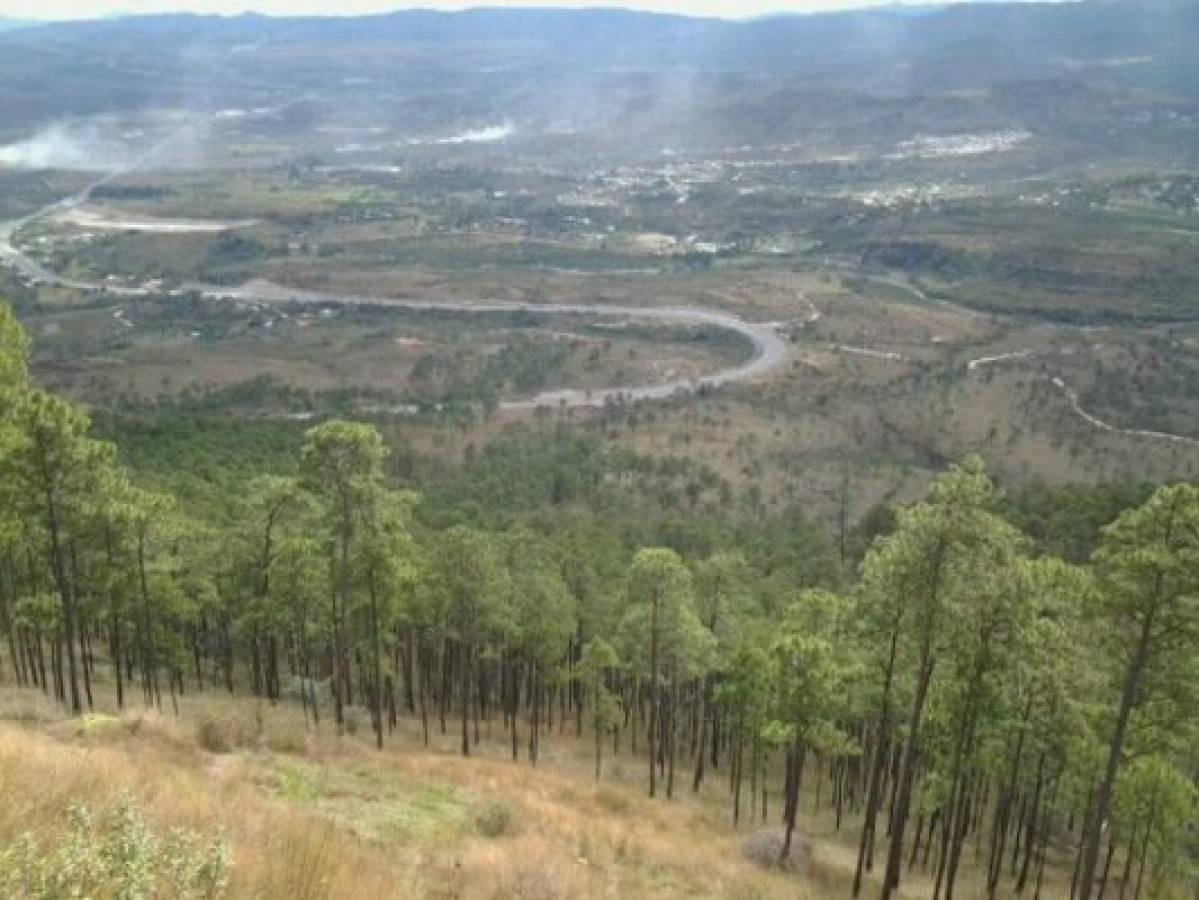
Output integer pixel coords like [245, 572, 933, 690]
[1, 296, 1197, 900]
[0, 688, 825, 899]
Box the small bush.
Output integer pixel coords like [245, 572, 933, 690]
[196, 717, 233, 754]
[276, 765, 318, 803]
[195, 706, 265, 753]
[264, 719, 308, 754]
[741, 828, 808, 874]
[475, 801, 513, 839]
[0, 797, 229, 899]
[381, 783, 470, 842]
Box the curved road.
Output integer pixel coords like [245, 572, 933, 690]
[0, 178, 789, 411]
[208, 281, 789, 410]
[7, 179, 1198, 444]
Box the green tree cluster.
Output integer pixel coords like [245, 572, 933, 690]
[2, 303, 1197, 899]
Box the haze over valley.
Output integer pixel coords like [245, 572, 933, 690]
[0, 3, 1197, 899]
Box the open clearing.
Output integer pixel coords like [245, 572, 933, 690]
[57, 205, 256, 234]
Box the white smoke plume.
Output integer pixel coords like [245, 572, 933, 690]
[0, 122, 136, 171]
[0, 115, 211, 172]
[434, 123, 515, 145]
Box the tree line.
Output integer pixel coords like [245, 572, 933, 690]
[1, 301, 1197, 899]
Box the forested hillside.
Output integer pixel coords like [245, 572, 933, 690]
[1, 298, 1196, 899]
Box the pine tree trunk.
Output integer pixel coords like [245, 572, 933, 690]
[989, 701, 1033, 898]
[1131, 825, 1150, 900]
[368, 567, 383, 750]
[461, 641, 471, 757]
[666, 663, 677, 799]
[1016, 754, 1047, 895]
[692, 673, 709, 792]
[648, 587, 659, 798]
[1078, 607, 1156, 900]
[881, 647, 936, 900]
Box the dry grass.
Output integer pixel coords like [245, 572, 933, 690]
[0, 686, 830, 899]
[0, 683, 1151, 899]
[0, 698, 397, 898]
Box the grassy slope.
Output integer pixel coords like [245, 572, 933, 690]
[0, 687, 810, 899]
[0, 683, 1099, 900]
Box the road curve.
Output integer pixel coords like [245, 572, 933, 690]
[0, 177, 789, 410]
[202, 282, 789, 410]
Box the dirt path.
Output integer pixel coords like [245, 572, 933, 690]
[965, 346, 1199, 446]
[1050, 376, 1199, 447]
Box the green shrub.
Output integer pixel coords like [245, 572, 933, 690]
[0, 797, 230, 899]
[276, 765, 318, 803]
[382, 783, 470, 841]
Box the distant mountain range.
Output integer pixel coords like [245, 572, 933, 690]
[7, 1, 1196, 80]
[1, 1, 1196, 163]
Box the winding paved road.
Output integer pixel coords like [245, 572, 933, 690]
[206, 281, 790, 410]
[0, 172, 789, 411]
[8, 172, 1199, 446]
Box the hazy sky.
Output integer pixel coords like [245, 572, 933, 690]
[2, 0, 1032, 22]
